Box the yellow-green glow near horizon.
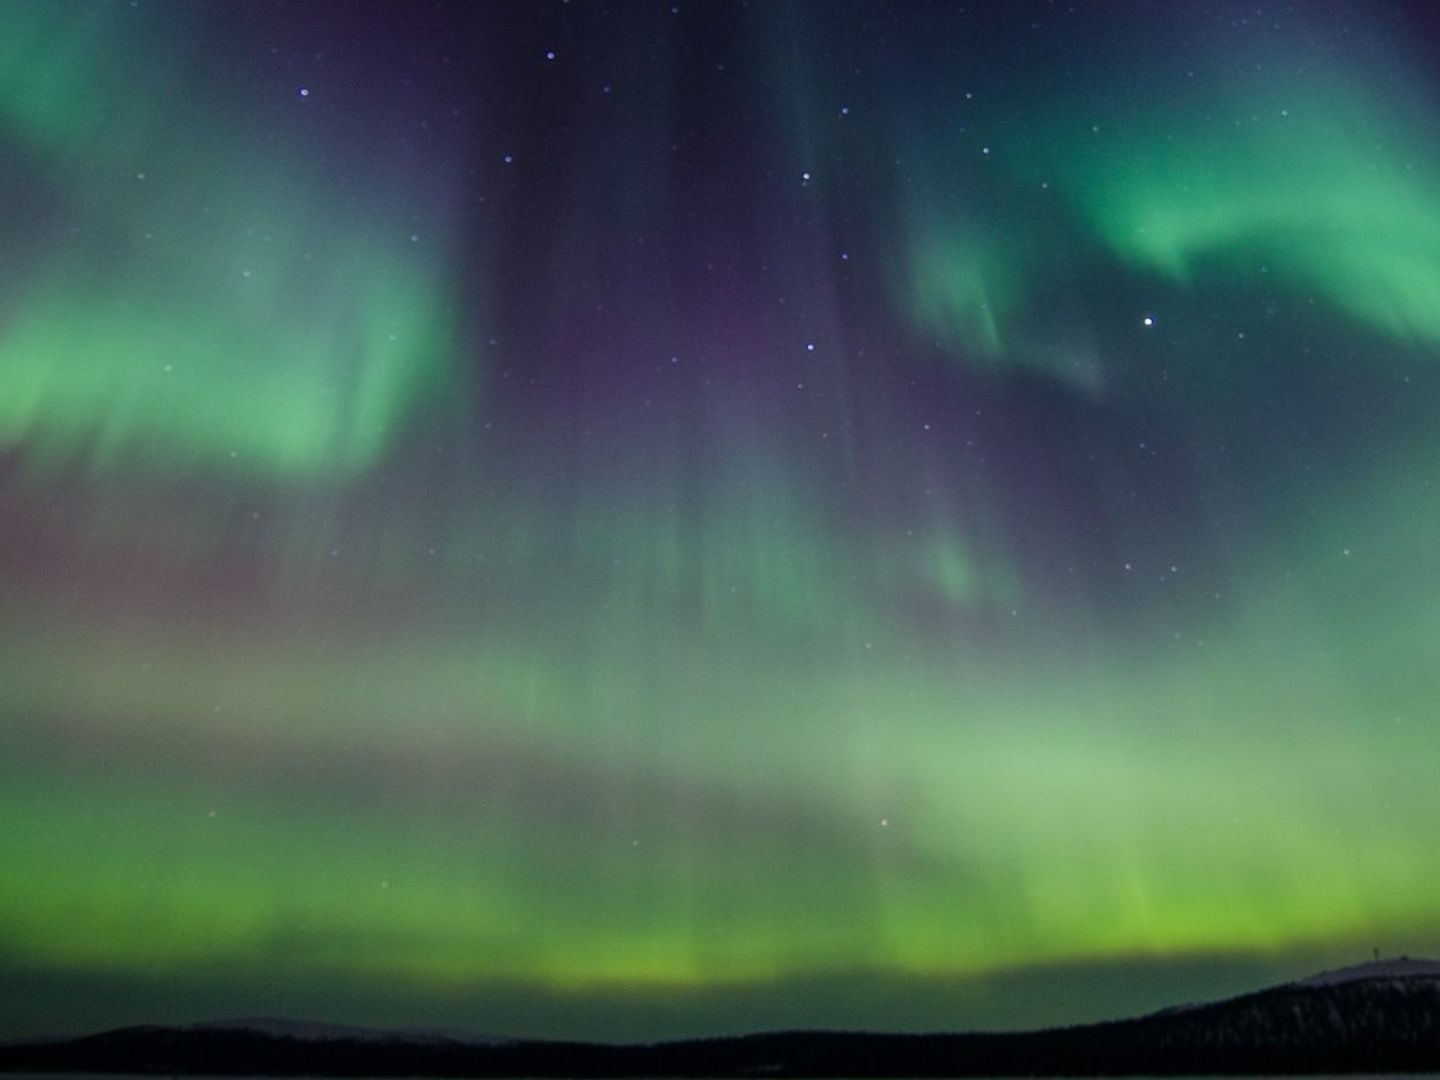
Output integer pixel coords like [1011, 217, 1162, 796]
[1, 0, 1439, 1044]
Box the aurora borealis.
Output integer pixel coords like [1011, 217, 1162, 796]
[3, 0, 1440, 1042]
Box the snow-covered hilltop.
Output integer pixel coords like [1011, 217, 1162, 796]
[1292, 955, 1440, 988]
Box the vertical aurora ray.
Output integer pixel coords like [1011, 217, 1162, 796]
[1, 0, 1439, 1043]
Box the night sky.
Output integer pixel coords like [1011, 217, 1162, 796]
[3, 0, 1439, 1042]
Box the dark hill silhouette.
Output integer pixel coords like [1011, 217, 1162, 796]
[3, 957, 1438, 1076]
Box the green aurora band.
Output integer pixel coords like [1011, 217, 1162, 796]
[0, 2, 460, 480]
[897, 10, 1440, 371]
